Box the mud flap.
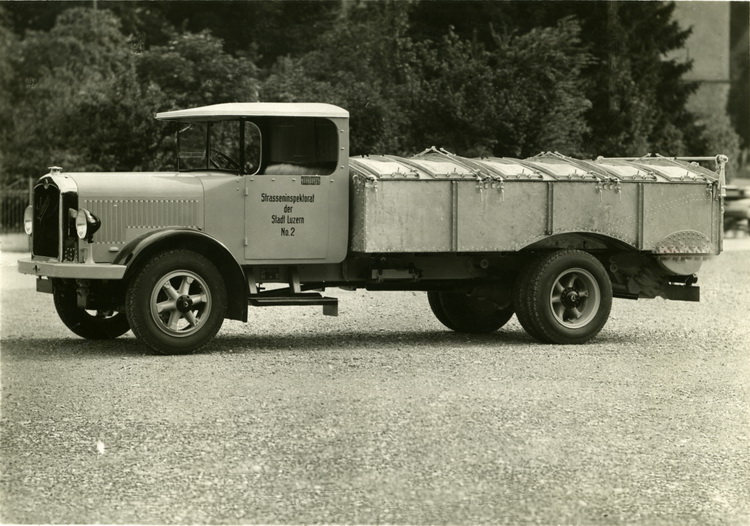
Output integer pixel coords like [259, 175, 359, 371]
[36, 278, 53, 294]
[662, 284, 700, 302]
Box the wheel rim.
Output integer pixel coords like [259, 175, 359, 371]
[549, 267, 601, 329]
[149, 270, 211, 337]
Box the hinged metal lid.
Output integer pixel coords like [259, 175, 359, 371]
[350, 150, 723, 185]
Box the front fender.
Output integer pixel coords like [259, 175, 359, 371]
[114, 228, 248, 321]
[113, 227, 198, 268]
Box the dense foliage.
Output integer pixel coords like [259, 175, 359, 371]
[0, 0, 741, 183]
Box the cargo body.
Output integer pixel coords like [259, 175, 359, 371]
[18, 103, 727, 354]
[349, 152, 722, 255]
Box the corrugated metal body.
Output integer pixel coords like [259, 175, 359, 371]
[551, 182, 640, 247]
[349, 151, 722, 255]
[642, 185, 715, 252]
[351, 180, 454, 252]
[456, 181, 548, 251]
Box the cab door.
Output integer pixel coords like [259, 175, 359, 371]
[244, 116, 347, 263]
[244, 171, 331, 261]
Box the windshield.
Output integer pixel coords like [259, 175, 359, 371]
[177, 120, 261, 174]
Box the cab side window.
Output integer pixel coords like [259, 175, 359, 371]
[263, 118, 337, 175]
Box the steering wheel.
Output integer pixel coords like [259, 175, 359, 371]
[209, 148, 240, 171]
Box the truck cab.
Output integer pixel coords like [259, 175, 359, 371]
[157, 103, 350, 264]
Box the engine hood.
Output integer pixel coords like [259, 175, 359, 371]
[38, 171, 207, 252]
[52, 171, 204, 201]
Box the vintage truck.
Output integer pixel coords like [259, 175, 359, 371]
[18, 103, 727, 354]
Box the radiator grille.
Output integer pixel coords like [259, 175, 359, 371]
[32, 183, 60, 257]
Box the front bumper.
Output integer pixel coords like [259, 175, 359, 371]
[18, 258, 127, 280]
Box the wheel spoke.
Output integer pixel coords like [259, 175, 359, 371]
[189, 293, 207, 306]
[162, 281, 179, 300]
[178, 276, 194, 296]
[167, 310, 182, 330]
[184, 311, 199, 327]
[569, 307, 582, 321]
[553, 302, 566, 321]
[564, 274, 578, 289]
[156, 300, 177, 314]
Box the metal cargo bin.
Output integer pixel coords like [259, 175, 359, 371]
[349, 150, 724, 255]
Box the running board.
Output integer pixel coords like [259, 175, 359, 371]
[248, 293, 339, 316]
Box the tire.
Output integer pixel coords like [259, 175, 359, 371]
[428, 290, 514, 333]
[427, 291, 459, 331]
[53, 281, 130, 339]
[125, 250, 227, 355]
[513, 255, 547, 342]
[517, 250, 612, 344]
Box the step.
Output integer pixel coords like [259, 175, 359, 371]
[248, 293, 338, 316]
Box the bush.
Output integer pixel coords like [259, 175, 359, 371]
[693, 111, 743, 181]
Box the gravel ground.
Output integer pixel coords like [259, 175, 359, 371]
[1, 241, 749, 525]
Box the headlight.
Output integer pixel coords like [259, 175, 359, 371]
[24, 205, 33, 235]
[75, 209, 101, 242]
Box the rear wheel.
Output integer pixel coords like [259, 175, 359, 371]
[427, 291, 458, 331]
[125, 250, 227, 355]
[428, 290, 513, 333]
[515, 250, 612, 344]
[53, 280, 130, 339]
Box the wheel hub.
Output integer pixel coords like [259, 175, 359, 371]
[561, 288, 580, 308]
[176, 295, 193, 313]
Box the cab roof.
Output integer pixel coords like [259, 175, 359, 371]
[155, 102, 349, 121]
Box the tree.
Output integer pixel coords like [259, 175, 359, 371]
[138, 31, 259, 111]
[154, 1, 339, 66]
[5, 7, 150, 179]
[261, 1, 414, 155]
[3, 6, 261, 180]
[3, 1, 342, 68]
[408, 1, 703, 157]
[583, 2, 700, 156]
[0, 7, 16, 180]
[262, 3, 591, 158]
[403, 19, 592, 157]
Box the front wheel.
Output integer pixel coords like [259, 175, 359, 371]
[125, 250, 227, 355]
[514, 250, 612, 344]
[53, 281, 130, 339]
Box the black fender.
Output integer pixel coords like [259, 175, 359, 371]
[520, 232, 635, 253]
[113, 228, 248, 322]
